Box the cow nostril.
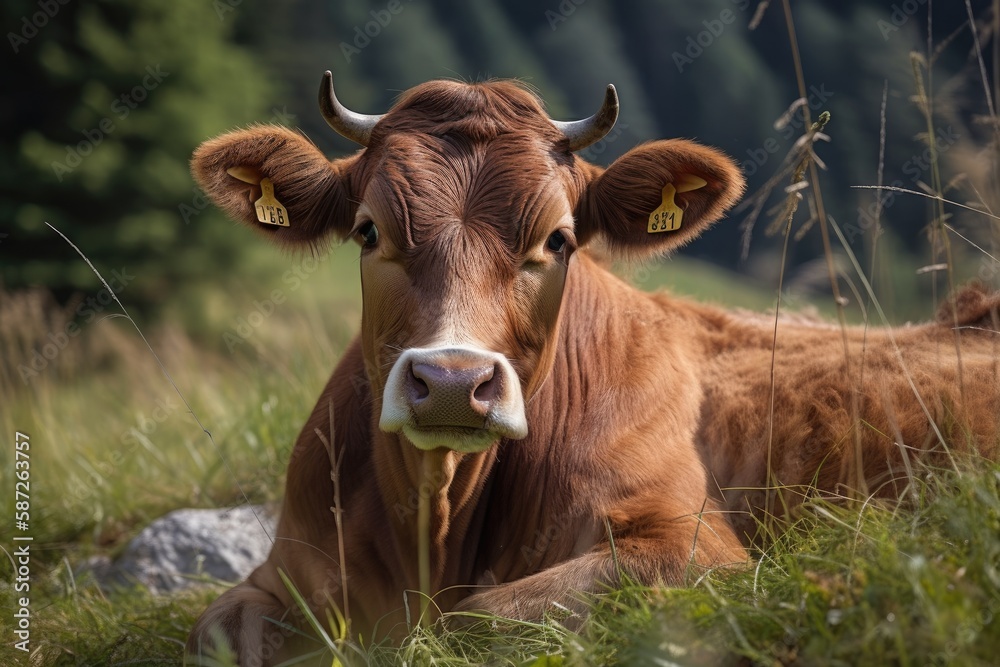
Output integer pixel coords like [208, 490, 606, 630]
[408, 364, 430, 400]
[407, 359, 502, 421]
[472, 367, 499, 403]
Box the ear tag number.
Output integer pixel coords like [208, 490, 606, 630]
[646, 176, 708, 234]
[647, 184, 683, 233]
[255, 178, 290, 227]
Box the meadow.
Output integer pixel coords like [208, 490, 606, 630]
[4, 2, 1000, 664]
[1, 238, 999, 665]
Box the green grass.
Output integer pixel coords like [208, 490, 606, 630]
[620, 255, 785, 313]
[1, 243, 999, 665]
[4, 444, 999, 665]
[298, 462, 1000, 666]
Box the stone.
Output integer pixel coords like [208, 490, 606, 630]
[84, 504, 278, 594]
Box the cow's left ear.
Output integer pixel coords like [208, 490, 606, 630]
[575, 139, 745, 258]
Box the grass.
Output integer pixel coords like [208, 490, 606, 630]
[2, 243, 999, 665]
[4, 392, 999, 667]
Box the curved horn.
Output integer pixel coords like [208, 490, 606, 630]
[551, 84, 619, 152]
[319, 71, 383, 147]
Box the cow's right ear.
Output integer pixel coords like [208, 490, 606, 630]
[191, 125, 357, 247]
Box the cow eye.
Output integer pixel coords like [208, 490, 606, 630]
[546, 230, 567, 253]
[357, 221, 379, 247]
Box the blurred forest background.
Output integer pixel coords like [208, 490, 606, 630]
[2, 0, 999, 359]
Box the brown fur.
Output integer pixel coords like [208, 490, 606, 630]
[184, 79, 1000, 666]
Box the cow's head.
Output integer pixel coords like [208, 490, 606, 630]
[193, 74, 743, 453]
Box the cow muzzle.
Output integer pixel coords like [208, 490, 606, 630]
[379, 346, 528, 452]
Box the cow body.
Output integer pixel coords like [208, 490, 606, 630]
[185, 77, 1000, 665]
[692, 291, 1000, 539]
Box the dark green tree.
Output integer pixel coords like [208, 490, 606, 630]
[2, 0, 276, 310]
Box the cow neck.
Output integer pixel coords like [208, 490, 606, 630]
[371, 430, 495, 593]
[479, 252, 698, 581]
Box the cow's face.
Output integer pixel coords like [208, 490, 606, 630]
[353, 128, 583, 451]
[193, 76, 743, 453]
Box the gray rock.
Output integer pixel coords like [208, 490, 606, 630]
[85, 504, 278, 594]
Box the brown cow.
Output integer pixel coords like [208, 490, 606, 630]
[185, 74, 1000, 665]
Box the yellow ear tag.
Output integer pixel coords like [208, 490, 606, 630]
[675, 174, 708, 193]
[226, 165, 261, 184]
[648, 184, 683, 233]
[647, 176, 708, 234]
[254, 178, 290, 227]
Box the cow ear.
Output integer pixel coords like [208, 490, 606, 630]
[191, 125, 357, 247]
[576, 139, 745, 259]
